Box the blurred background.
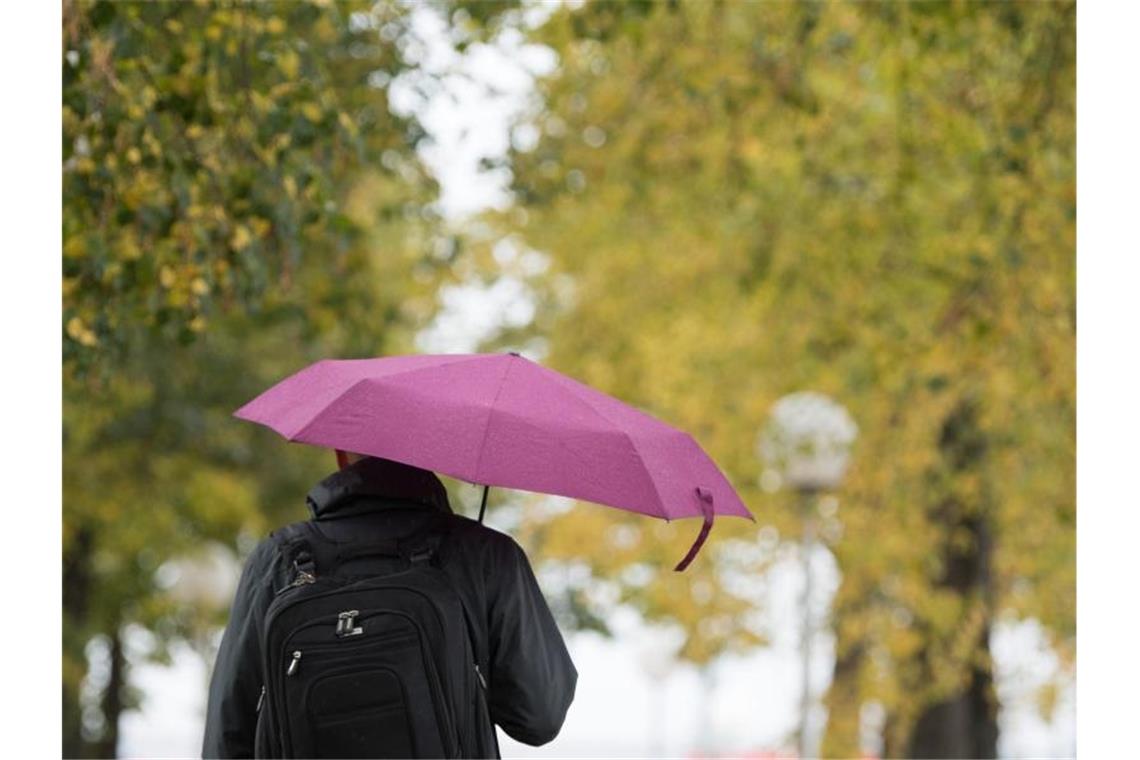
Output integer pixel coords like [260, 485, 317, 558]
[62, 1, 1075, 757]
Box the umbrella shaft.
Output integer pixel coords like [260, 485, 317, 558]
[478, 485, 489, 523]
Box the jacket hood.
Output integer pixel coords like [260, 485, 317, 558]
[306, 456, 452, 518]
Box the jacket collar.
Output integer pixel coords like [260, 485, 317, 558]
[306, 456, 452, 519]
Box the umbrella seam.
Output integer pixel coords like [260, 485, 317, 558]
[608, 424, 674, 522]
[284, 354, 489, 439]
[470, 355, 515, 484]
[536, 367, 742, 521]
[290, 377, 373, 440]
[542, 375, 672, 521]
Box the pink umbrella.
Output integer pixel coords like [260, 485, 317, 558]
[234, 352, 753, 570]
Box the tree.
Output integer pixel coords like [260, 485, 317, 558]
[491, 1, 1074, 754]
[61, 1, 514, 754]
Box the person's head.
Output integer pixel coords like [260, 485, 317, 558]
[335, 449, 368, 469]
[312, 451, 451, 516]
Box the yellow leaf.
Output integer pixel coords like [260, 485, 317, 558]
[250, 92, 271, 115]
[314, 16, 336, 43]
[301, 103, 323, 123]
[66, 317, 85, 340]
[63, 236, 86, 259]
[277, 50, 300, 80]
[250, 217, 272, 237]
[118, 233, 141, 261]
[229, 225, 253, 251]
[269, 82, 295, 100]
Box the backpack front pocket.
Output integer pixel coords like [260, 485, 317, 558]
[306, 667, 415, 759]
[279, 612, 458, 758]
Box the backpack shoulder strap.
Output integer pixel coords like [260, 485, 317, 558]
[268, 520, 310, 551]
[268, 520, 320, 590]
[272, 512, 457, 585]
[430, 521, 498, 754]
[431, 521, 488, 660]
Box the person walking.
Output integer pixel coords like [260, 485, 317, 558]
[202, 452, 577, 759]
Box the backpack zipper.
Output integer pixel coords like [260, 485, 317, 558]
[474, 663, 488, 690]
[277, 569, 316, 596]
[286, 650, 302, 676]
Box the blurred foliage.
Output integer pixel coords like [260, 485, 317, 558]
[485, 0, 1074, 754]
[62, 0, 433, 374]
[61, 1, 511, 755]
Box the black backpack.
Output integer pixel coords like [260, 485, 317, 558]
[253, 515, 493, 758]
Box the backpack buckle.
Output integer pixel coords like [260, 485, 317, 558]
[335, 610, 363, 638]
[402, 534, 439, 565]
[408, 547, 433, 564]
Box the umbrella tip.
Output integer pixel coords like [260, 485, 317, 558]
[507, 351, 521, 358]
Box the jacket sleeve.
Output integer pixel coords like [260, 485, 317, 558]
[202, 538, 277, 759]
[485, 537, 577, 746]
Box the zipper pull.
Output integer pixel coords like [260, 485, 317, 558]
[287, 650, 302, 677]
[276, 570, 316, 596]
[473, 663, 488, 691]
[256, 685, 265, 713]
[290, 553, 316, 587]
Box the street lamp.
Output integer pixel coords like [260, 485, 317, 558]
[758, 392, 857, 759]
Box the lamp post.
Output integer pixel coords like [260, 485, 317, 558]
[758, 392, 857, 759]
[637, 625, 683, 758]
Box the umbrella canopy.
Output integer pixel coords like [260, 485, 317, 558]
[235, 352, 753, 570]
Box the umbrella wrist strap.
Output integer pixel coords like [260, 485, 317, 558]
[674, 487, 715, 572]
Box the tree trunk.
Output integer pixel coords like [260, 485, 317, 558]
[63, 525, 128, 758]
[92, 631, 126, 759]
[62, 680, 84, 760]
[906, 637, 999, 759]
[903, 400, 999, 759]
[62, 526, 93, 758]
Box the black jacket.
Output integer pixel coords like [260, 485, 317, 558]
[202, 457, 577, 758]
